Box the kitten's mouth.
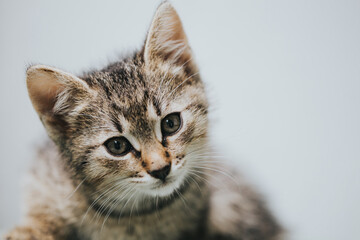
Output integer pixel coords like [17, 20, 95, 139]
[152, 179, 172, 189]
[144, 174, 186, 197]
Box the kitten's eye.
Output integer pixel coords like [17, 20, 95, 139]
[161, 113, 182, 136]
[104, 137, 132, 156]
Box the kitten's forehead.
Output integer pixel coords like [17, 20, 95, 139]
[82, 57, 204, 139]
[96, 63, 147, 102]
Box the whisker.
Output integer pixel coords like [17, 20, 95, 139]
[81, 181, 125, 225]
[100, 186, 133, 229]
[65, 177, 87, 200]
[97, 182, 132, 223]
[188, 165, 238, 186]
[127, 189, 140, 231]
[186, 170, 218, 188]
[100, 185, 135, 233]
[117, 189, 138, 223]
[186, 170, 227, 189]
[186, 175, 202, 195]
[174, 188, 190, 213]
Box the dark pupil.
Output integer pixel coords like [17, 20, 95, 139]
[113, 140, 122, 150]
[166, 119, 174, 128]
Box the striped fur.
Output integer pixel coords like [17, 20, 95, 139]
[5, 2, 283, 240]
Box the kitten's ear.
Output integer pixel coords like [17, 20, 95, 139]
[144, 2, 194, 68]
[27, 65, 92, 138]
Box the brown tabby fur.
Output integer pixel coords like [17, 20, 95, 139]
[5, 2, 283, 240]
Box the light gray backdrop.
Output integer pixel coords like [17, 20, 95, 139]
[0, 0, 359, 239]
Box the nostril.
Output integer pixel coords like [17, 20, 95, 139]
[149, 164, 171, 181]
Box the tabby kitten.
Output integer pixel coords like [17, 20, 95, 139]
[5, 2, 283, 240]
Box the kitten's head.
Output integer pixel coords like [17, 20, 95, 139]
[27, 2, 208, 201]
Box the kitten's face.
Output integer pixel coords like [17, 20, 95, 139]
[26, 3, 208, 202]
[70, 60, 208, 198]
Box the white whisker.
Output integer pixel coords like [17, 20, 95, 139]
[65, 177, 87, 200]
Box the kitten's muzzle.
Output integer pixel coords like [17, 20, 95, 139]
[141, 141, 172, 181]
[148, 164, 171, 182]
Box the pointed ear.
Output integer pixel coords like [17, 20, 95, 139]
[27, 65, 92, 139]
[144, 2, 194, 68]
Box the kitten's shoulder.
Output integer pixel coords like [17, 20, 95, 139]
[4, 140, 84, 239]
[24, 139, 80, 219]
[28, 139, 69, 187]
[207, 162, 284, 240]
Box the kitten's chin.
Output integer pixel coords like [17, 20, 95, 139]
[142, 174, 186, 197]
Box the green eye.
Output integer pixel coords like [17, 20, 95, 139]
[104, 137, 132, 156]
[161, 113, 182, 136]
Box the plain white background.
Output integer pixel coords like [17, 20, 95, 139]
[1, 0, 359, 239]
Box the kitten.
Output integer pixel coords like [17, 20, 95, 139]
[5, 2, 283, 240]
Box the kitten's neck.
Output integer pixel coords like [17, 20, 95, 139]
[74, 172, 210, 239]
[89, 178, 193, 219]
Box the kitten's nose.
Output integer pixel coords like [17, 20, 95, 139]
[149, 164, 171, 181]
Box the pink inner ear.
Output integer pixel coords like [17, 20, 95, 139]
[27, 68, 65, 116]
